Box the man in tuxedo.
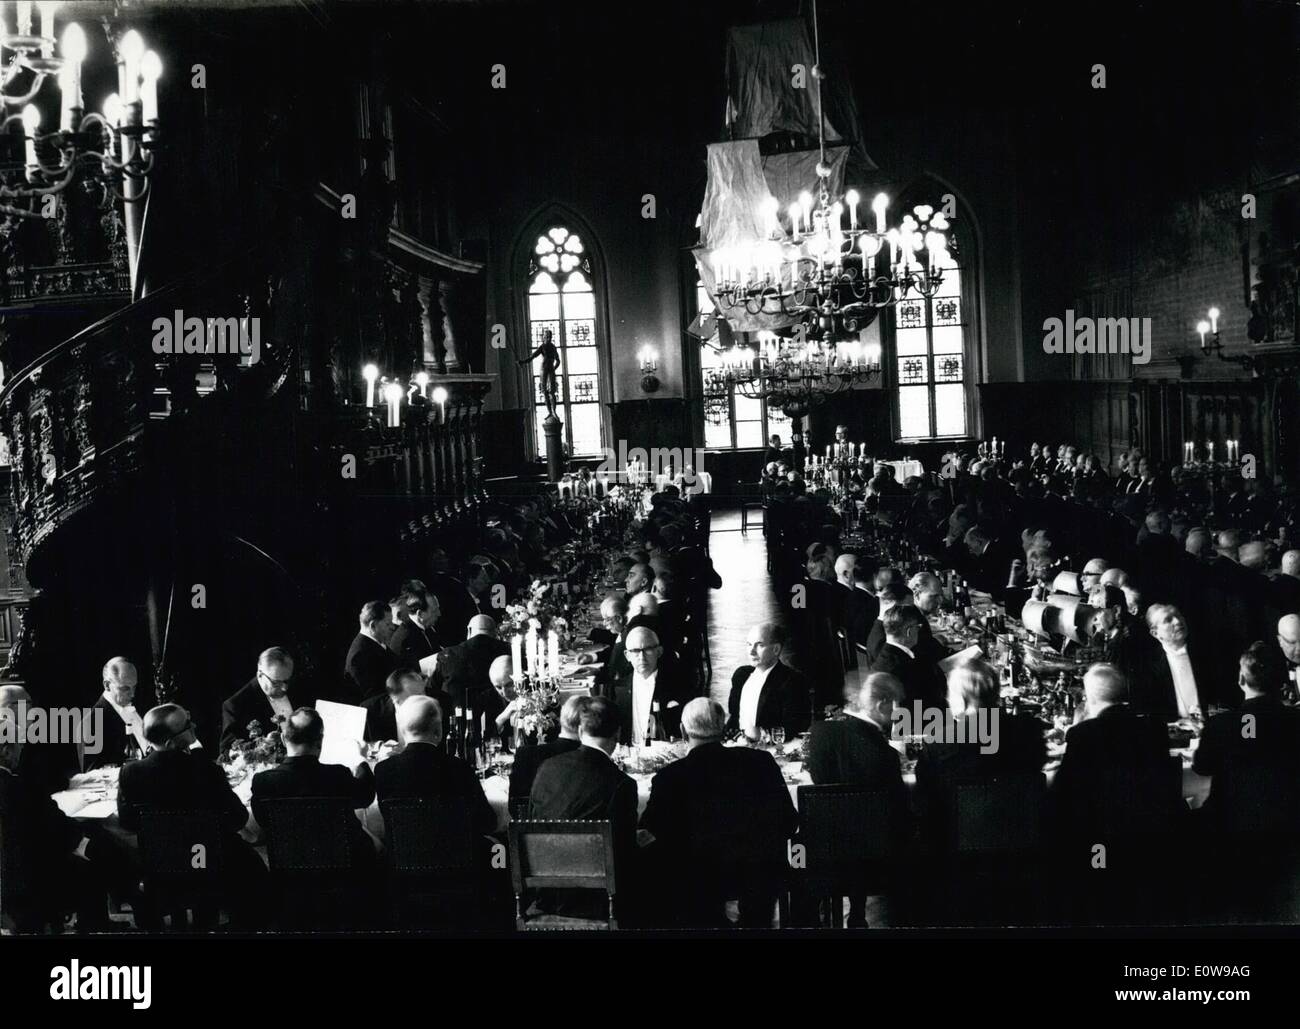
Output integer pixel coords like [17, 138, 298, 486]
[1278, 614, 1300, 695]
[624, 562, 653, 602]
[639, 698, 797, 928]
[362, 668, 436, 745]
[81, 657, 151, 771]
[373, 695, 497, 836]
[650, 569, 686, 656]
[118, 704, 269, 928]
[428, 614, 509, 714]
[388, 592, 441, 669]
[0, 686, 78, 794]
[1137, 604, 1209, 718]
[602, 626, 691, 743]
[862, 581, 911, 665]
[220, 647, 313, 756]
[251, 707, 378, 871]
[0, 706, 139, 931]
[508, 694, 586, 802]
[1194, 642, 1300, 834]
[1050, 663, 1184, 847]
[725, 622, 810, 739]
[834, 554, 877, 658]
[870, 606, 945, 711]
[344, 600, 399, 703]
[528, 697, 639, 922]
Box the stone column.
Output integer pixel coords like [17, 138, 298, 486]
[543, 412, 564, 482]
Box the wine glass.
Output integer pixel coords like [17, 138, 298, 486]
[486, 737, 503, 777]
[771, 726, 786, 751]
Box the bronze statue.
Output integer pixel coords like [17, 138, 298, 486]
[521, 327, 561, 417]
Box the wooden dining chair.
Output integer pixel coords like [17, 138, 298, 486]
[509, 820, 618, 930]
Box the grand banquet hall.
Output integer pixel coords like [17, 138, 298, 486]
[0, 0, 1298, 939]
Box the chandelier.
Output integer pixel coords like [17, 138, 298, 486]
[703, 329, 881, 415]
[0, 5, 160, 262]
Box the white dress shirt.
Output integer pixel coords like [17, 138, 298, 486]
[631, 669, 658, 743]
[105, 694, 149, 754]
[738, 663, 776, 736]
[1161, 644, 1201, 718]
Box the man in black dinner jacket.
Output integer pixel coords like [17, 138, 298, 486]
[373, 695, 497, 836]
[601, 626, 692, 743]
[639, 698, 797, 928]
[251, 707, 378, 872]
[726, 622, 810, 738]
[508, 694, 586, 803]
[344, 600, 399, 703]
[221, 647, 313, 756]
[870, 606, 945, 711]
[528, 697, 639, 922]
[118, 704, 269, 928]
[388, 592, 441, 668]
[362, 668, 447, 745]
[81, 657, 153, 771]
[429, 614, 510, 714]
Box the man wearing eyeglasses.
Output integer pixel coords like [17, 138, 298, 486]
[220, 647, 312, 757]
[603, 626, 690, 744]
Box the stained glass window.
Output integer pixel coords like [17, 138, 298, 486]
[893, 257, 968, 440]
[526, 226, 604, 458]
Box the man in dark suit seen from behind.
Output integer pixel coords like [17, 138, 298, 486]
[362, 668, 445, 748]
[527, 697, 639, 924]
[118, 704, 270, 928]
[344, 601, 399, 704]
[509, 694, 586, 803]
[251, 707, 378, 874]
[639, 698, 797, 928]
[221, 647, 313, 757]
[725, 622, 810, 739]
[428, 614, 510, 716]
[869, 606, 945, 712]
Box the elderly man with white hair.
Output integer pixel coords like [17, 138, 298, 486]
[1138, 604, 1211, 719]
[82, 656, 149, 770]
[639, 697, 797, 928]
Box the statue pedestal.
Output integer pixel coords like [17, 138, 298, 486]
[543, 412, 564, 482]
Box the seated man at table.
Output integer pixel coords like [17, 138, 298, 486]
[1049, 663, 1185, 904]
[870, 606, 945, 711]
[915, 659, 1046, 849]
[602, 626, 690, 744]
[362, 668, 434, 746]
[221, 647, 313, 757]
[344, 601, 400, 703]
[1137, 604, 1211, 719]
[429, 615, 510, 716]
[251, 707, 378, 873]
[387, 591, 441, 668]
[726, 622, 810, 740]
[509, 695, 587, 803]
[374, 695, 497, 838]
[807, 671, 908, 802]
[527, 697, 639, 923]
[638, 698, 797, 929]
[0, 706, 139, 932]
[82, 657, 151, 771]
[118, 704, 269, 929]
[0, 685, 79, 794]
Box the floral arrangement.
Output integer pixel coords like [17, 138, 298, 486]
[513, 683, 561, 741]
[226, 719, 286, 767]
[498, 580, 572, 649]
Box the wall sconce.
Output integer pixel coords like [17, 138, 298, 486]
[1197, 307, 1222, 356]
[637, 345, 660, 393]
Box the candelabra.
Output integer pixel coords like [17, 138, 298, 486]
[704, 331, 882, 411]
[0, 10, 162, 291]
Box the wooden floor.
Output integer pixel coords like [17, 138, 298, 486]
[705, 505, 797, 703]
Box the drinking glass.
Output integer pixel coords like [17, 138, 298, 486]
[771, 726, 786, 750]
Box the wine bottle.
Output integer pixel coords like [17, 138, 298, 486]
[646, 701, 659, 748]
[452, 706, 465, 759]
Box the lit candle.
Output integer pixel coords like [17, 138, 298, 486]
[362, 363, 378, 407]
[526, 626, 538, 678]
[1208, 306, 1220, 334]
[1208, 441, 1214, 461]
[872, 193, 888, 234]
[140, 49, 161, 125]
[59, 23, 86, 132]
[384, 381, 402, 428]
[21, 105, 39, 174]
[826, 445, 831, 458]
[38, 1, 54, 56]
[17, 2, 32, 36]
[1197, 320, 1209, 348]
[846, 189, 859, 231]
[511, 635, 523, 682]
[432, 384, 448, 422]
[789, 201, 802, 236]
[548, 631, 560, 681]
[119, 29, 144, 105]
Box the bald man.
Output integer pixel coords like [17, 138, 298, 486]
[509, 694, 587, 803]
[344, 600, 399, 703]
[222, 647, 312, 756]
[602, 626, 690, 744]
[373, 695, 497, 836]
[726, 623, 809, 739]
[83, 657, 150, 770]
[1278, 615, 1300, 675]
[428, 614, 509, 715]
[1079, 558, 1109, 593]
[1281, 550, 1300, 580]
